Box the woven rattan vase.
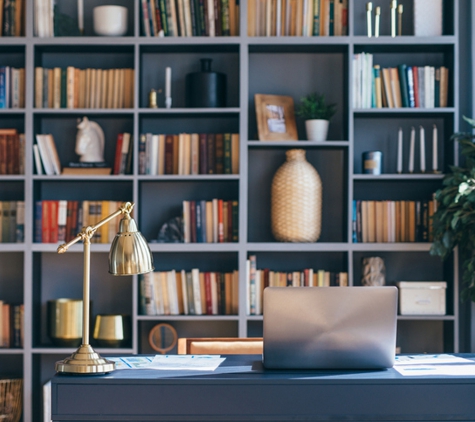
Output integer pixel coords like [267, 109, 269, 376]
[271, 149, 322, 242]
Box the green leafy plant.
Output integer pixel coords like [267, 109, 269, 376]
[295, 92, 337, 121]
[430, 116, 475, 301]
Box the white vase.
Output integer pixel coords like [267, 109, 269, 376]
[305, 119, 329, 141]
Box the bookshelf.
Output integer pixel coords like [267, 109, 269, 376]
[0, 0, 468, 420]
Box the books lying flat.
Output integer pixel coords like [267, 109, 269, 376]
[61, 167, 112, 175]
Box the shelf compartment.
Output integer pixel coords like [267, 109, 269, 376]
[32, 252, 133, 349]
[140, 46, 240, 108]
[139, 180, 239, 243]
[248, 148, 347, 243]
[139, 319, 239, 354]
[33, 114, 134, 176]
[248, 47, 348, 142]
[0, 252, 24, 304]
[0, 354, 22, 377]
[354, 178, 442, 200]
[397, 319, 454, 354]
[353, 114, 454, 175]
[0, 114, 24, 134]
[352, 0, 454, 37]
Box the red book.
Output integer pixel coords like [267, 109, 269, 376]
[227, 200, 233, 242]
[204, 272, 213, 315]
[41, 200, 51, 243]
[113, 133, 124, 175]
[49, 200, 59, 243]
[6, 134, 15, 174]
[412, 66, 420, 108]
[199, 133, 208, 174]
[65, 201, 73, 242]
[218, 199, 224, 243]
[165, 134, 174, 174]
[190, 200, 197, 243]
[0, 134, 7, 174]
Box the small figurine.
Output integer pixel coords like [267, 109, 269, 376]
[75, 117, 105, 163]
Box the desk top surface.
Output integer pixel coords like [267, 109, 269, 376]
[52, 354, 475, 385]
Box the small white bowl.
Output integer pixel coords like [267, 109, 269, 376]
[93, 5, 128, 36]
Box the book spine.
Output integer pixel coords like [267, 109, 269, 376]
[215, 133, 224, 174]
[165, 134, 174, 174]
[397, 64, 409, 108]
[190, 200, 197, 243]
[113, 133, 124, 175]
[199, 133, 208, 174]
[207, 133, 215, 174]
[406, 66, 415, 108]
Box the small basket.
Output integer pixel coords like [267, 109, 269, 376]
[0, 379, 22, 422]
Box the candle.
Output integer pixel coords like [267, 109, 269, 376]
[165, 67, 171, 98]
[366, 2, 373, 37]
[78, 0, 84, 34]
[397, 127, 403, 173]
[432, 124, 438, 171]
[408, 127, 415, 173]
[420, 126, 425, 173]
[390, 0, 397, 38]
[375, 7, 381, 37]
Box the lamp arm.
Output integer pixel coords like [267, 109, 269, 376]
[57, 202, 134, 254]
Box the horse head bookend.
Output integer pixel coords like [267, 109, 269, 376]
[75, 117, 105, 163]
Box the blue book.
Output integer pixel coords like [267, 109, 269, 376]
[34, 200, 42, 243]
[352, 200, 358, 243]
[0, 67, 6, 108]
[406, 66, 416, 108]
[196, 201, 203, 243]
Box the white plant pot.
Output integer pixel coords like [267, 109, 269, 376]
[305, 119, 329, 141]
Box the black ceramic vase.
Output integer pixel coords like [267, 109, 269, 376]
[186, 58, 226, 108]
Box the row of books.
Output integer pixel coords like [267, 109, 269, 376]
[0, 0, 24, 36]
[34, 200, 124, 244]
[247, 256, 348, 315]
[0, 66, 25, 108]
[353, 53, 449, 109]
[182, 199, 238, 243]
[34, 0, 54, 37]
[113, 133, 133, 175]
[0, 201, 24, 243]
[34, 67, 134, 109]
[248, 0, 348, 37]
[141, 0, 240, 37]
[0, 302, 23, 348]
[140, 269, 239, 316]
[139, 133, 239, 175]
[352, 199, 437, 244]
[0, 129, 24, 174]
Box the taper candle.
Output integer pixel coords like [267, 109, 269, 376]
[375, 7, 381, 37]
[408, 126, 415, 173]
[165, 67, 172, 108]
[390, 0, 397, 37]
[420, 126, 426, 173]
[432, 124, 438, 171]
[366, 2, 373, 37]
[397, 127, 403, 173]
[78, 0, 84, 34]
[397, 4, 403, 36]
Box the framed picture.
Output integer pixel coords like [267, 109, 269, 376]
[255, 94, 298, 141]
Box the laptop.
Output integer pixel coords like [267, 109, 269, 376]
[262, 286, 398, 369]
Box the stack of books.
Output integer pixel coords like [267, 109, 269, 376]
[140, 269, 239, 315]
[0, 129, 24, 174]
[139, 132, 239, 176]
[34, 67, 134, 109]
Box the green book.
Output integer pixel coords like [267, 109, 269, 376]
[397, 64, 410, 108]
[60, 69, 67, 108]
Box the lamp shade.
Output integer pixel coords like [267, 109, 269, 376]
[109, 215, 154, 275]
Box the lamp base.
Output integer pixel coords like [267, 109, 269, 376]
[55, 344, 115, 374]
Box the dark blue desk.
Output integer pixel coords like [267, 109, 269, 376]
[51, 354, 475, 421]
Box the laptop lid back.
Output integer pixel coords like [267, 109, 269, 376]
[262, 286, 398, 369]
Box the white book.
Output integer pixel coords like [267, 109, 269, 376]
[255, 270, 262, 315]
[245, 259, 250, 315]
[150, 134, 159, 175]
[182, 200, 190, 243]
[35, 135, 54, 175]
[33, 144, 43, 175]
[153, 272, 164, 315]
[207, 0, 215, 36]
[275, 0, 282, 36]
[57, 200, 67, 243]
[180, 269, 189, 315]
[191, 268, 202, 315]
[424, 66, 431, 109]
[45, 134, 61, 175]
[141, 273, 156, 315]
[43, 379, 52, 422]
[167, 270, 180, 315]
[212, 198, 218, 242]
[429, 66, 435, 108]
[210, 272, 218, 315]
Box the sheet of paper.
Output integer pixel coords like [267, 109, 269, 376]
[148, 355, 225, 371]
[394, 364, 475, 376]
[108, 356, 154, 369]
[394, 354, 472, 365]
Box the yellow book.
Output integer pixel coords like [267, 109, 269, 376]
[84, 68, 91, 108]
[90, 69, 97, 109]
[78, 69, 86, 109]
[160, 272, 170, 315]
[206, 201, 213, 243]
[175, 271, 184, 315]
[231, 133, 239, 174]
[317, 269, 325, 287]
[53, 67, 61, 109]
[35, 67, 43, 108]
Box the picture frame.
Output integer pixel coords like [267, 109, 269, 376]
[255, 94, 298, 141]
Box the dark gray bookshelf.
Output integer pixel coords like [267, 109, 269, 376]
[0, 0, 467, 420]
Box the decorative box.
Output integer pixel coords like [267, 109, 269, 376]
[396, 282, 446, 315]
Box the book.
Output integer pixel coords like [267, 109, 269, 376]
[61, 167, 112, 175]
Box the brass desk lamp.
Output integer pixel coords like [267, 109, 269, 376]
[55, 202, 154, 374]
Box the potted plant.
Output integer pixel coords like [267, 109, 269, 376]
[430, 116, 475, 301]
[295, 92, 337, 141]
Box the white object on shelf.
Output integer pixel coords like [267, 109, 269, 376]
[413, 0, 442, 36]
[93, 5, 128, 36]
[396, 281, 447, 315]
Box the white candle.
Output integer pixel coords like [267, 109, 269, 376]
[397, 127, 403, 173]
[432, 124, 438, 171]
[78, 0, 84, 34]
[165, 67, 171, 98]
[420, 125, 425, 173]
[408, 127, 415, 173]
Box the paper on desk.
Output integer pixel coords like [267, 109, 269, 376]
[148, 355, 225, 370]
[394, 364, 475, 376]
[108, 356, 154, 369]
[394, 354, 472, 365]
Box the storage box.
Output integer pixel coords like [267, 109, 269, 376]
[396, 282, 446, 315]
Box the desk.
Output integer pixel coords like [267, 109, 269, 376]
[52, 354, 475, 421]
